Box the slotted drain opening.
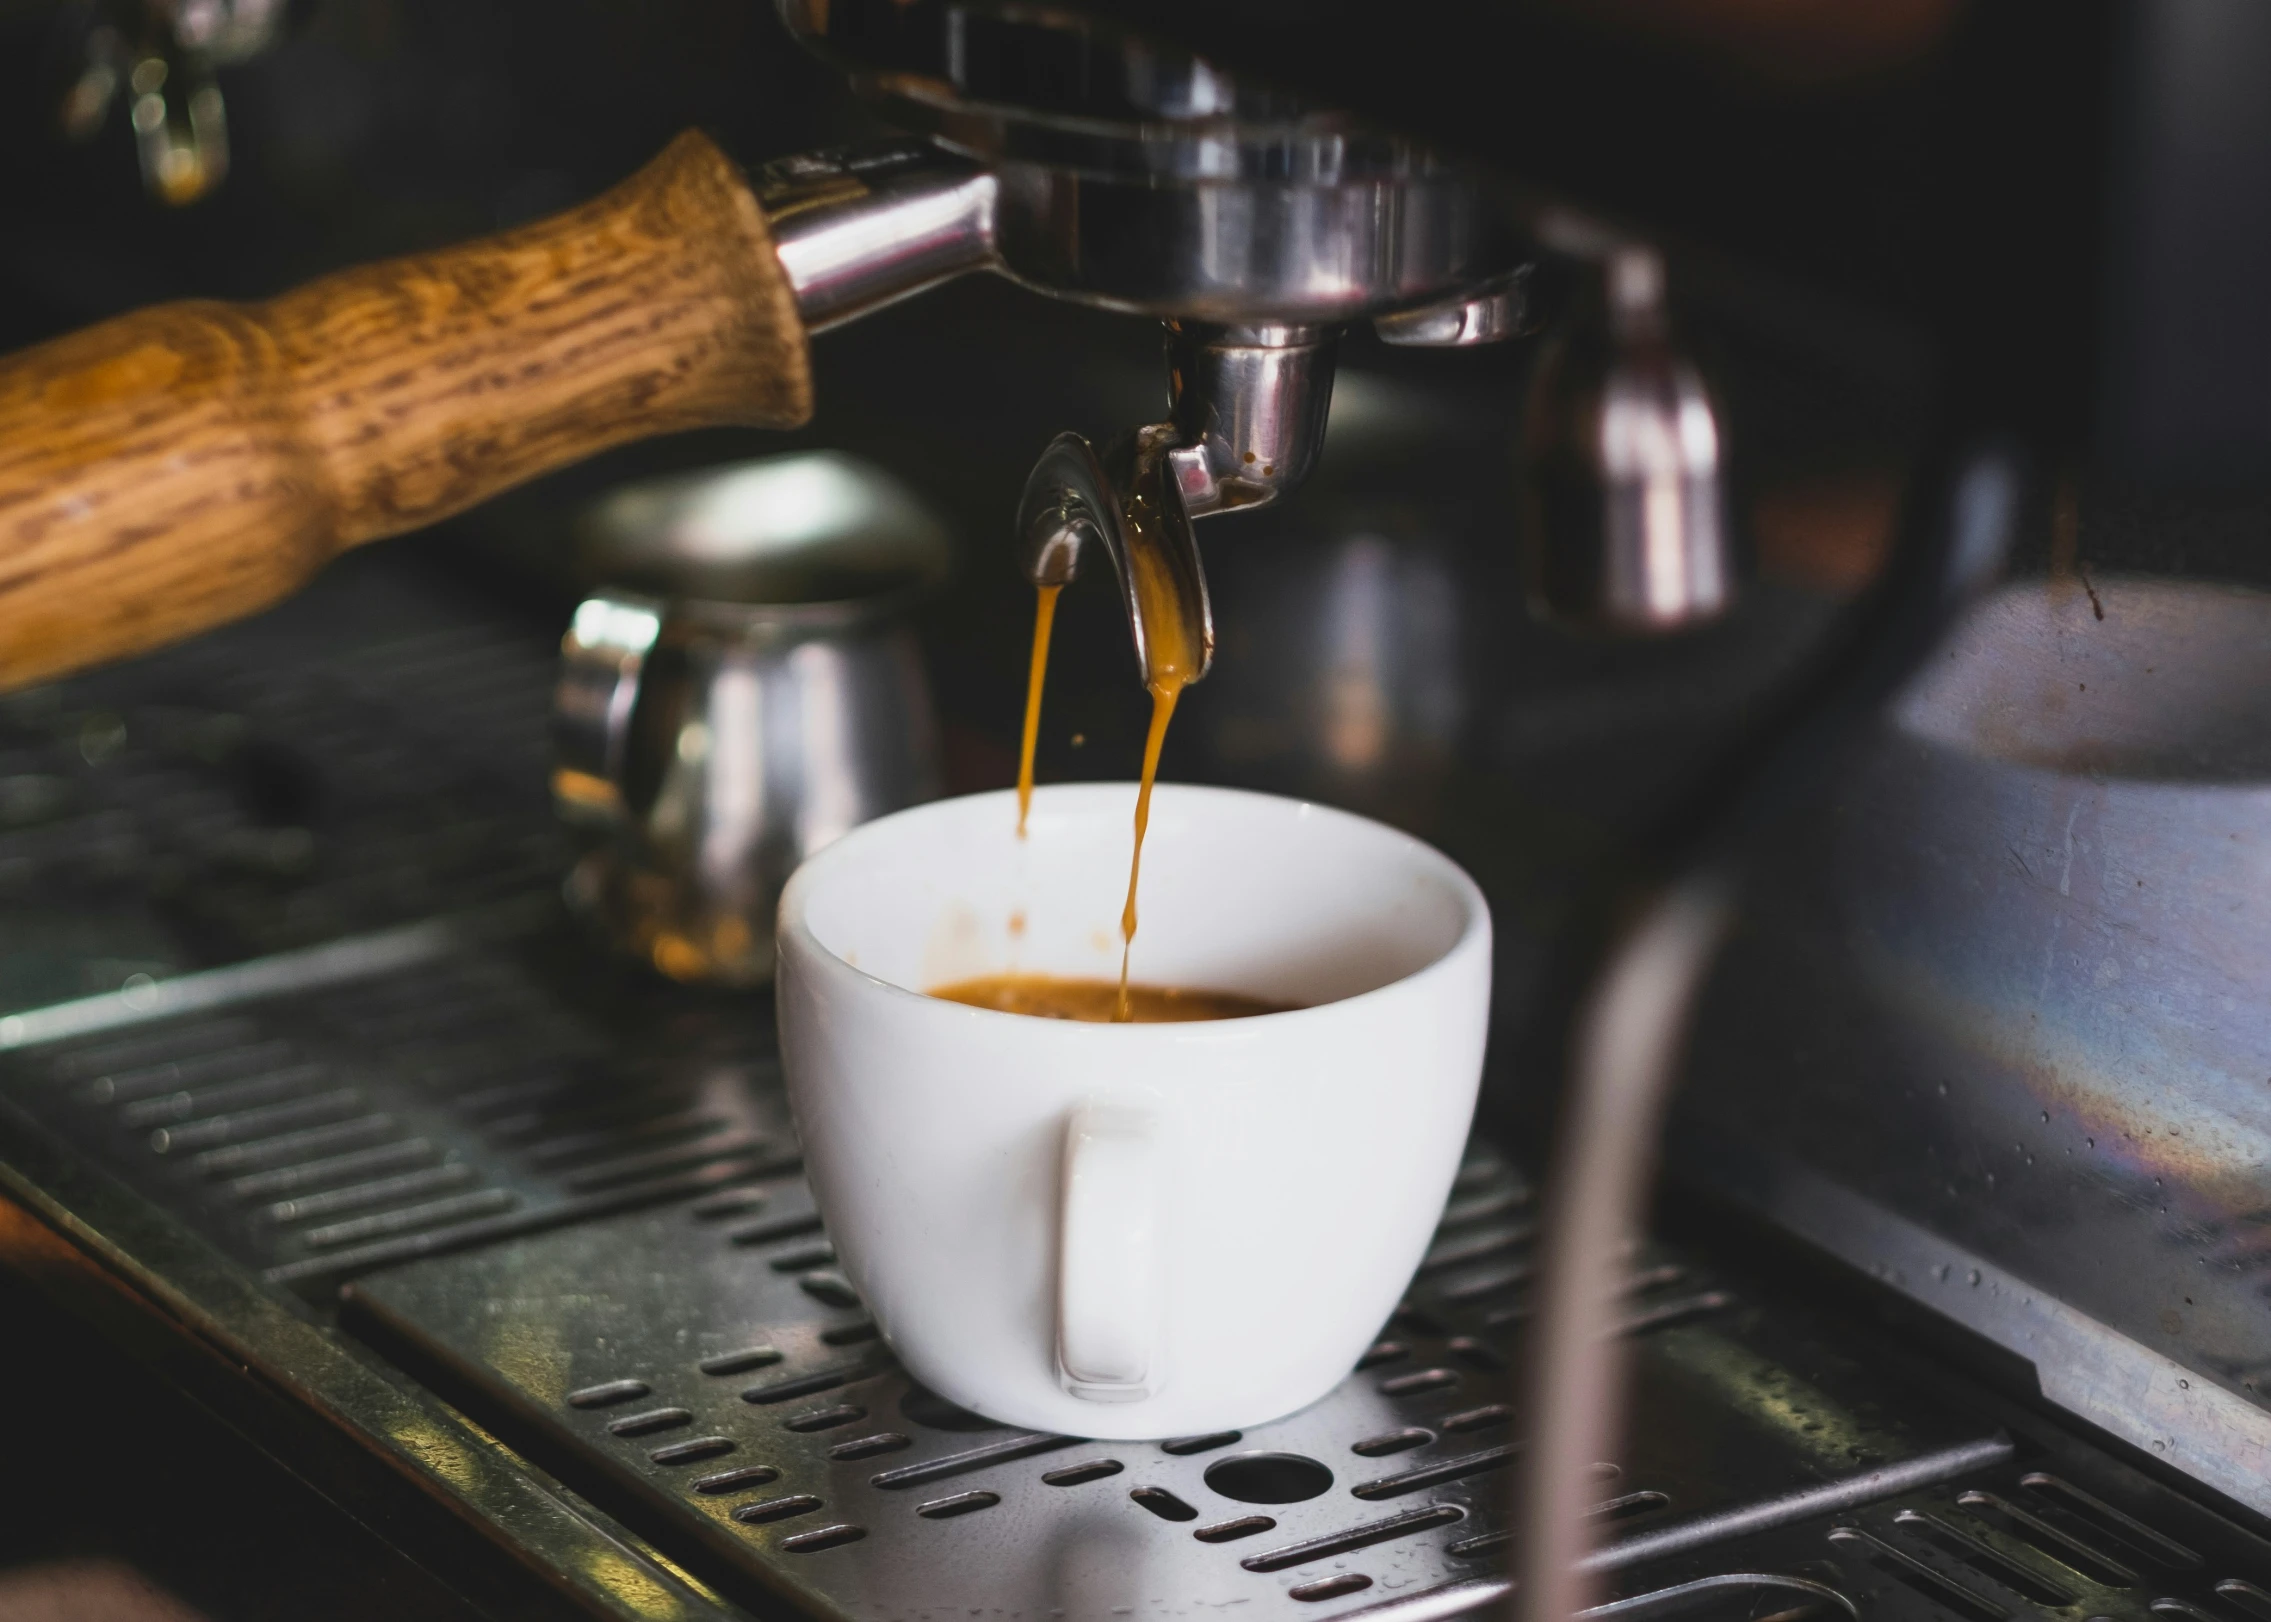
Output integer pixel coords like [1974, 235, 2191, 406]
[1448, 1335, 1507, 1371]
[782, 1524, 867, 1553]
[699, 1347, 781, 1377]
[1194, 1516, 1277, 1544]
[262, 1162, 475, 1224]
[301, 1187, 519, 1249]
[50, 1018, 263, 1083]
[691, 1188, 767, 1220]
[2153, 1599, 2225, 1622]
[649, 1436, 734, 1467]
[1289, 1574, 1373, 1602]
[1594, 1491, 1672, 1523]
[1585, 1574, 1859, 1622]
[2021, 1474, 2203, 1570]
[1043, 1460, 1124, 1487]
[917, 1491, 999, 1520]
[743, 1369, 855, 1405]
[2218, 1581, 2271, 1621]
[782, 1404, 866, 1433]
[1243, 1504, 1464, 1573]
[1442, 1403, 1512, 1433]
[1422, 1223, 1535, 1273]
[1955, 1490, 2138, 1588]
[1353, 1443, 1516, 1500]
[829, 1433, 910, 1461]
[607, 1407, 692, 1437]
[1161, 1431, 1242, 1456]
[1352, 1428, 1432, 1458]
[1132, 1487, 1199, 1522]
[693, 1465, 778, 1495]
[799, 1271, 861, 1307]
[734, 1494, 823, 1525]
[767, 1241, 837, 1273]
[1895, 1510, 2076, 1607]
[1379, 1367, 1460, 1397]
[1829, 1526, 2007, 1622]
[870, 1433, 1079, 1489]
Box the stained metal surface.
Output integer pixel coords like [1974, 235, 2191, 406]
[1680, 576, 2271, 1512]
[0, 922, 795, 1297]
[334, 1125, 2271, 1621]
[0, 552, 2267, 1620]
[331, 1121, 2012, 1620]
[0, 552, 565, 1010]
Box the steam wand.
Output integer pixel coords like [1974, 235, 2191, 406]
[1510, 436, 2027, 1622]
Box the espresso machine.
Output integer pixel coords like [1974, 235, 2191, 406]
[1, 2, 2269, 1619]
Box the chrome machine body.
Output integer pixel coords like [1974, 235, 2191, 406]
[759, 0, 1731, 661]
[1681, 575, 2271, 1515]
[6, 3, 2271, 1622]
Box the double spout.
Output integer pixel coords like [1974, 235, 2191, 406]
[1014, 323, 1339, 687]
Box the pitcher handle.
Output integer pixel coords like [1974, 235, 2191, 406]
[552, 590, 665, 828]
[1057, 1103, 1162, 1402]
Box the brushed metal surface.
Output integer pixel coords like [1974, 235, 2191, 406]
[2, 552, 2267, 1619]
[1681, 576, 2271, 1509]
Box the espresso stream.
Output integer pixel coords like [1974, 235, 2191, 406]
[999, 467, 1201, 1022]
[1014, 582, 1060, 839]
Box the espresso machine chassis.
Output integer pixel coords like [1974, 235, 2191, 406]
[3, 1, 2271, 1619]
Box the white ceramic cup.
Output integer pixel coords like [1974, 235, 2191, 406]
[774, 782, 1491, 1439]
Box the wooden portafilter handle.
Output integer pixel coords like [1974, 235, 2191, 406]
[0, 131, 811, 691]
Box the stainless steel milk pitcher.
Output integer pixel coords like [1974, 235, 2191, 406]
[553, 453, 947, 984]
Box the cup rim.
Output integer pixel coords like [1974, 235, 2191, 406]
[775, 781, 1491, 1033]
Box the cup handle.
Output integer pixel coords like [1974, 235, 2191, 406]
[552, 590, 665, 828]
[1057, 1103, 1162, 1403]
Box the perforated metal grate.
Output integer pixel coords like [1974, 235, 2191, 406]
[336, 1119, 2054, 1620]
[1, 555, 2266, 1620]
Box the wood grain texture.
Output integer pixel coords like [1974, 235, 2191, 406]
[0, 129, 812, 689]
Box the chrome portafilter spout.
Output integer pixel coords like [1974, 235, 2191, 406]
[1015, 321, 1337, 679]
[1162, 323, 1338, 518]
[1016, 427, 1215, 686]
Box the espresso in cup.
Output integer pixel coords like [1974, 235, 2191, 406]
[931, 972, 1297, 1023]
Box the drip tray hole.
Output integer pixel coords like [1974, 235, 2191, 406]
[1205, 1452, 1334, 1504]
[1290, 1574, 1373, 1602]
[1131, 1487, 1199, 1522]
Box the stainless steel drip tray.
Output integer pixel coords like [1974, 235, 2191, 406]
[341, 1153, 2041, 1621]
[7, 547, 2266, 1621]
[7, 939, 2270, 1622]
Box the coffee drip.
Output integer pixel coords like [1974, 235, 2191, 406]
[1014, 583, 1060, 838]
[1009, 428, 1211, 1021]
